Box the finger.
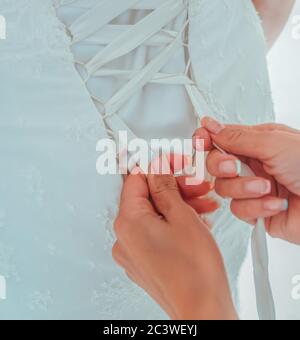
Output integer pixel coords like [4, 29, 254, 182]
[206, 149, 241, 178]
[168, 153, 192, 174]
[193, 127, 213, 151]
[147, 173, 187, 221]
[230, 196, 289, 221]
[121, 172, 149, 202]
[148, 155, 193, 221]
[215, 177, 272, 199]
[202, 120, 300, 135]
[242, 123, 300, 135]
[151, 153, 193, 175]
[119, 171, 156, 216]
[185, 197, 219, 214]
[176, 178, 213, 199]
[201, 117, 276, 160]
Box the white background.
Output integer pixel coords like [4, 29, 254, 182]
[240, 2, 300, 320]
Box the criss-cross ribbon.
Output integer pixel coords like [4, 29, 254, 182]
[55, 0, 275, 320]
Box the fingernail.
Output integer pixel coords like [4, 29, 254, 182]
[236, 160, 242, 175]
[219, 160, 241, 175]
[192, 136, 204, 151]
[203, 118, 225, 135]
[245, 180, 271, 195]
[264, 199, 289, 211]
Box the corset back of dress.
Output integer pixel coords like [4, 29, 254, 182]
[0, 0, 274, 319]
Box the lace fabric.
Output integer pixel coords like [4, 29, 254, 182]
[0, 0, 274, 319]
[55, 0, 275, 319]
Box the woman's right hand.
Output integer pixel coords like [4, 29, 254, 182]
[193, 118, 300, 245]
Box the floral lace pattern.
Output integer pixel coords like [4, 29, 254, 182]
[0, 0, 274, 319]
[28, 290, 54, 312]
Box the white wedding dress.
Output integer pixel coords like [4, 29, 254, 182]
[0, 0, 274, 319]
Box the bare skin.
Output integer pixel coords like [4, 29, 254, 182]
[194, 117, 300, 245]
[113, 117, 300, 318]
[253, 0, 295, 49]
[113, 169, 237, 320]
[110, 2, 297, 319]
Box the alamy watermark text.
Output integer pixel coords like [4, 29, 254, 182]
[96, 132, 205, 185]
[0, 15, 6, 40]
[0, 275, 6, 300]
[292, 275, 300, 301]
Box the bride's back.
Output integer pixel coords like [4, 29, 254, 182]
[0, 0, 273, 319]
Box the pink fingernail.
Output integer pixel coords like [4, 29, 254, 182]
[245, 180, 271, 195]
[263, 199, 289, 211]
[219, 160, 240, 175]
[192, 136, 204, 151]
[204, 118, 225, 135]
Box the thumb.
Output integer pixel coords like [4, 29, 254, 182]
[147, 156, 190, 221]
[202, 117, 276, 160]
[119, 171, 152, 215]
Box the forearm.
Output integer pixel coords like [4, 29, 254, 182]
[253, 0, 295, 49]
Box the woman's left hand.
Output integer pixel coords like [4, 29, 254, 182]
[112, 168, 237, 320]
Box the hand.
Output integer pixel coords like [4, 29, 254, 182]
[112, 168, 237, 320]
[166, 153, 219, 215]
[194, 117, 300, 245]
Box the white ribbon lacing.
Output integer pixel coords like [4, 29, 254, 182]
[55, 0, 275, 320]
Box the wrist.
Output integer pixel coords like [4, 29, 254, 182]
[173, 293, 238, 320]
[166, 271, 238, 320]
